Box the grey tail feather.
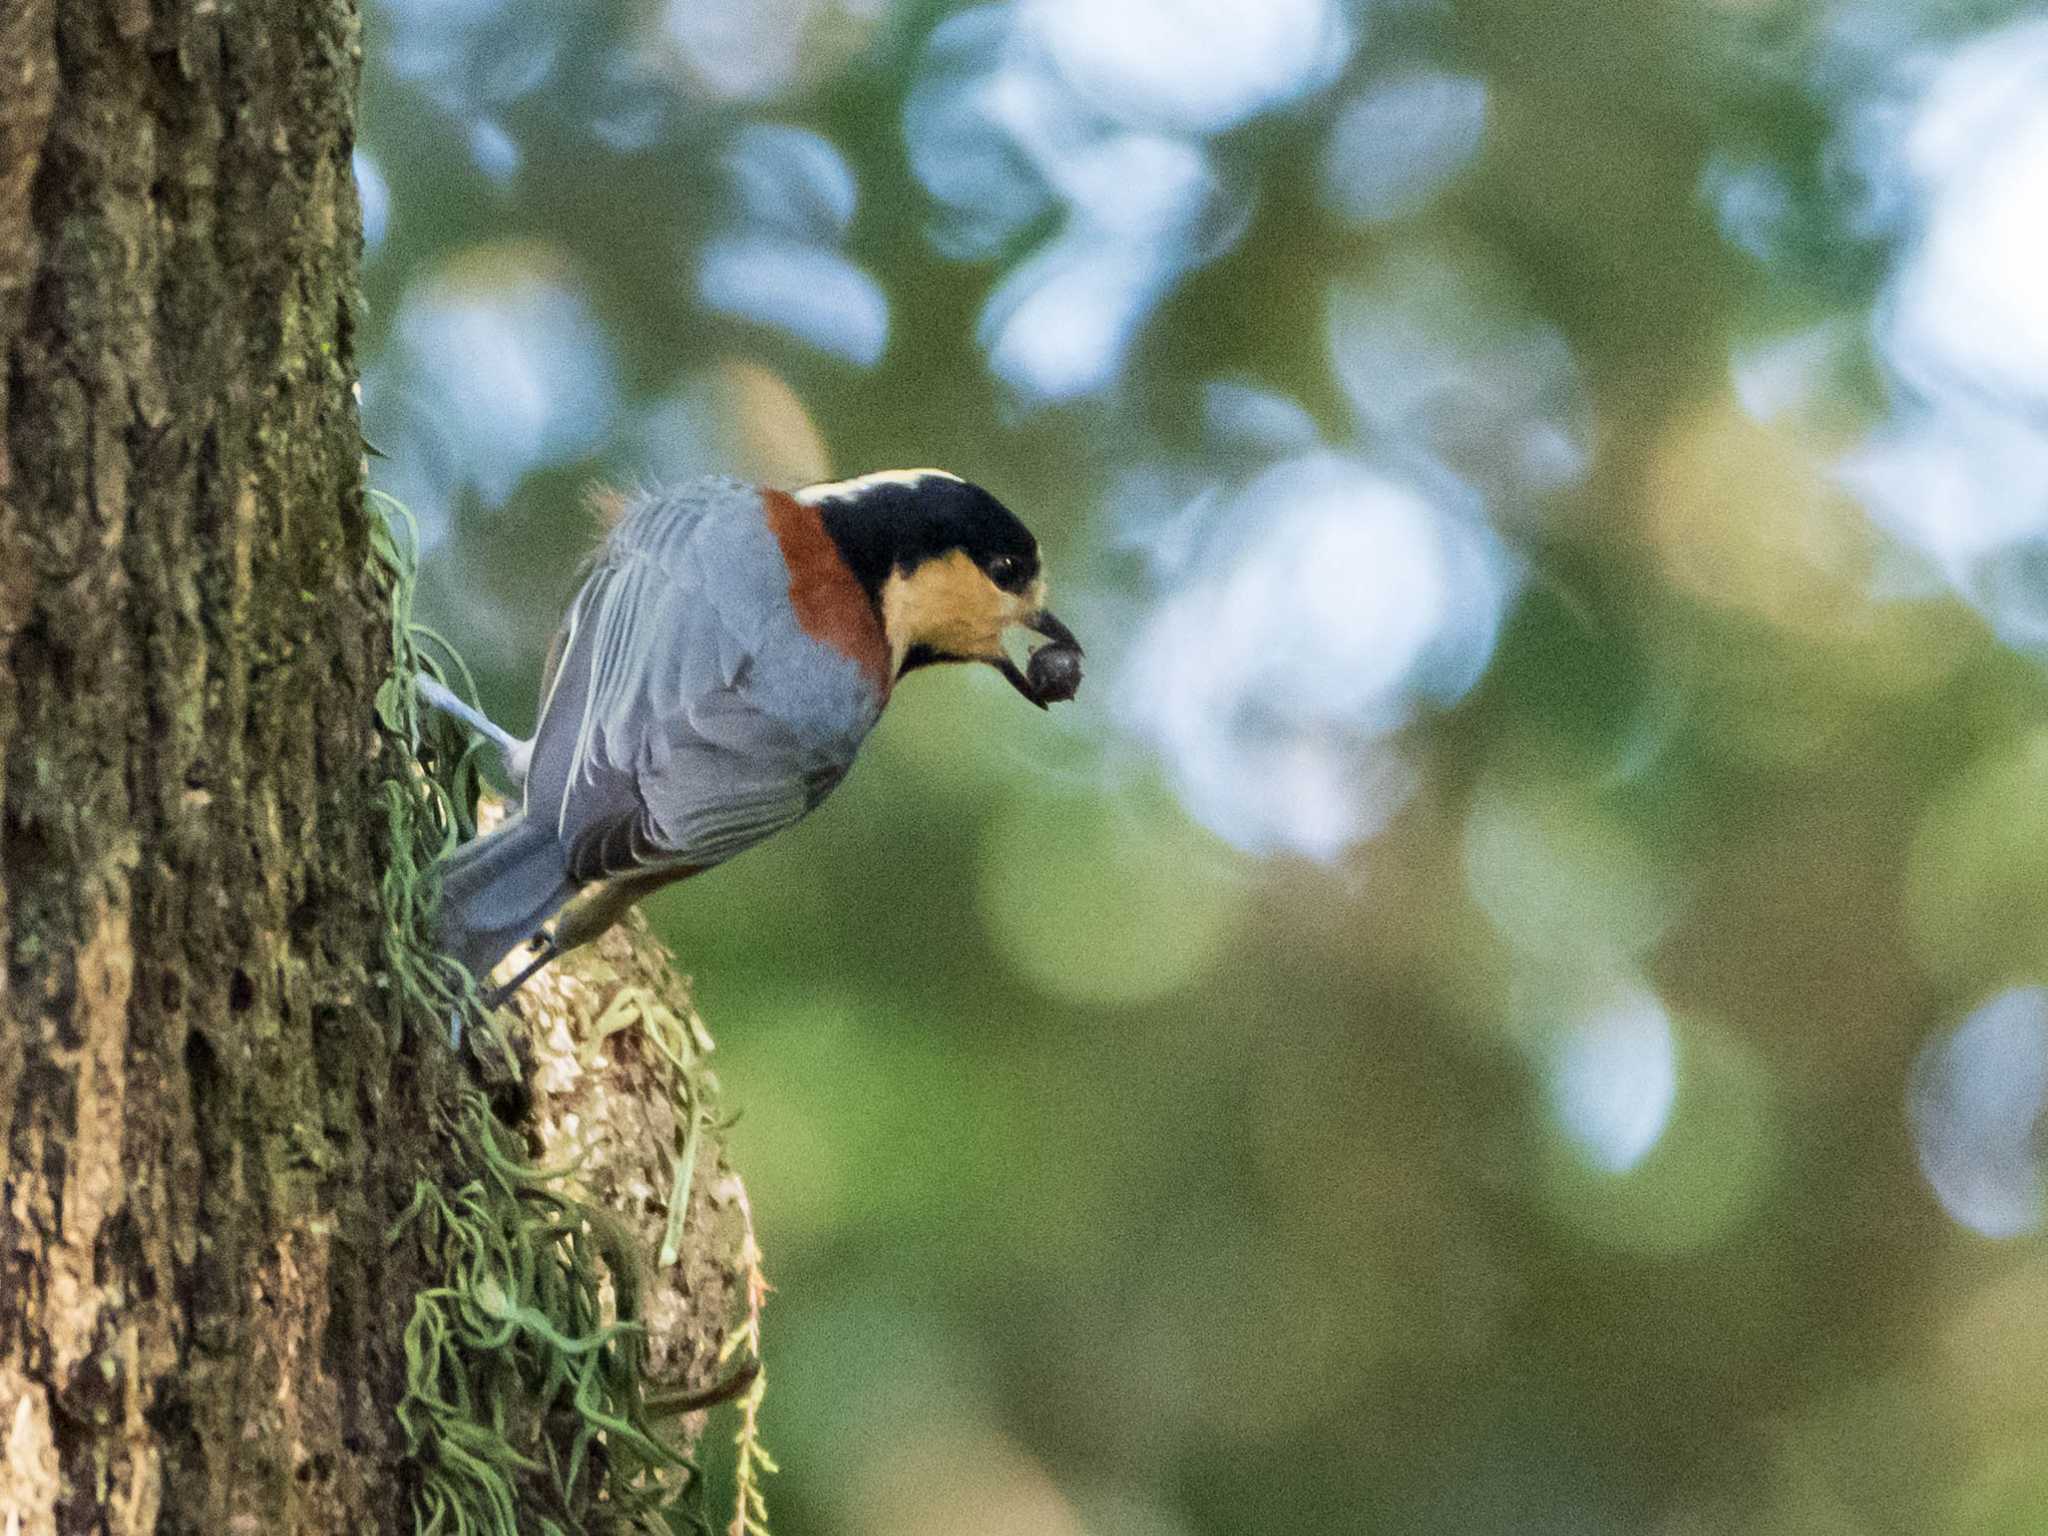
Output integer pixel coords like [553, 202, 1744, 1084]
[435, 811, 575, 986]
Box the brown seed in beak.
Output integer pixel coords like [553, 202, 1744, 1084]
[997, 609, 1083, 706]
[1026, 641, 1084, 704]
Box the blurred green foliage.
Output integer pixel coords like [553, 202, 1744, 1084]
[363, 0, 2048, 1531]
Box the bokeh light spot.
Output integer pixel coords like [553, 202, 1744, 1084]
[1645, 400, 1865, 632]
[363, 248, 619, 539]
[1327, 248, 1590, 499]
[1546, 989, 1679, 1174]
[1910, 988, 2048, 1239]
[1881, 19, 2048, 412]
[466, 116, 520, 183]
[1905, 730, 2048, 988]
[1542, 1020, 1778, 1255]
[1464, 749, 1678, 968]
[354, 149, 391, 253]
[697, 237, 890, 368]
[1120, 453, 1516, 859]
[1319, 70, 1488, 225]
[661, 0, 880, 103]
[977, 787, 1243, 1008]
[978, 230, 1185, 404]
[1645, 396, 1973, 713]
[615, 359, 830, 490]
[903, 9, 1059, 259]
[1021, 0, 1351, 136]
[1840, 17, 2048, 668]
[721, 123, 860, 243]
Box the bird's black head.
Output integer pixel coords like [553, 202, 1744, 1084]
[800, 470, 1039, 597]
[796, 469, 1081, 706]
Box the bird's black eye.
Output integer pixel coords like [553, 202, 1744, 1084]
[987, 554, 1029, 592]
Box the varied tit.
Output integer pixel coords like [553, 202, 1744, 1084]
[425, 469, 1084, 1010]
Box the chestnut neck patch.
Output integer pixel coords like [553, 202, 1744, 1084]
[759, 489, 893, 694]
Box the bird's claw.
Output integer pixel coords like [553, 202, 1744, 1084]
[480, 932, 560, 1012]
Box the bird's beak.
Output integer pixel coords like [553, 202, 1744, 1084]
[1025, 608, 1081, 650]
[992, 608, 1084, 708]
[993, 655, 1045, 706]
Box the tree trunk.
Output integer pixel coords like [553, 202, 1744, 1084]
[0, 2, 422, 1529]
[1, 11, 751, 1532]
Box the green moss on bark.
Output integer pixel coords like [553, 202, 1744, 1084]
[0, 9, 751, 1531]
[0, 3, 439, 1530]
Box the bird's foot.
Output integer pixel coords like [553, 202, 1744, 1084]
[481, 932, 560, 1012]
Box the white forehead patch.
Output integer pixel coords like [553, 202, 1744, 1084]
[792, 467, 963, 505]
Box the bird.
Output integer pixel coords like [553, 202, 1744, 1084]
[423, 469, 1083, 1013]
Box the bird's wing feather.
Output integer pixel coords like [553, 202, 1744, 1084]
[523, 480, 850, 886]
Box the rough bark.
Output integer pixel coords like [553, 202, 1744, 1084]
[0, 2, 420, 1530]
[0, 9, 751, 1532]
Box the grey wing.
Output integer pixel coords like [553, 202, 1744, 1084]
[585, 691, 849, 885]
[521, 486, 845, 886]
[561, 742, 825, 885]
